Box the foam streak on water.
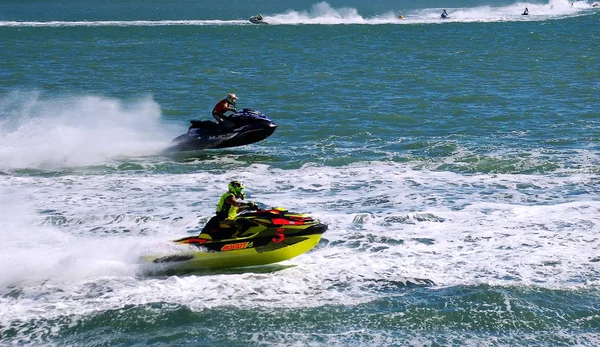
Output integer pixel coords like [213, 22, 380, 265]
[0, 1, 596, 26]
[1, 164, 598, 332]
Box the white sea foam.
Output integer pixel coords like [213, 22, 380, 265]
[0, 91, 175, 170]
[1, 162, 599, 327]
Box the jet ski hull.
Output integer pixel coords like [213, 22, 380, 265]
[147, 233, 323, 273]
[170, 125, 276, 151]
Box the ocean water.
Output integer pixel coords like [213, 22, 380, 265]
[1, 0, 600, 345]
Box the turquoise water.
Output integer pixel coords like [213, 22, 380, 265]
[1, 0, 600, 345]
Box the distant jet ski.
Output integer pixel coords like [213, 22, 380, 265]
[249, 14, 267, 24]
[168, 108, 277, 152]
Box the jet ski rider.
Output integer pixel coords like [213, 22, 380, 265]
[212, 93, 238, 128]
[202, 181, 258, 238]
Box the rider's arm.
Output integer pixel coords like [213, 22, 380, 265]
[229, 196, 254, 210]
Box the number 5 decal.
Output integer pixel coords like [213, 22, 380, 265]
[272, 228, 285, 243]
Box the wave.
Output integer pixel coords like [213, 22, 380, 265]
[1, 1, 597, 27]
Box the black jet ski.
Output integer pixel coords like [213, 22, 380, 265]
[145, 207, 328, 273]
[169, 108, 277, 152]
[249, 15, 267, 24]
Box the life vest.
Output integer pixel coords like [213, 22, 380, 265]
[212, 99, 231, 115]
[216, 192, 238, 220]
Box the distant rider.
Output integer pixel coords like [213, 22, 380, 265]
[257, 14, 263, 20]
[201, 181, 258, 238]
[441, 9, 448, 18]
[522, 7, 529, 15]
[212, 93, 238, 126]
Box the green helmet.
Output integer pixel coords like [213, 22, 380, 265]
[228, 180, 245, 198]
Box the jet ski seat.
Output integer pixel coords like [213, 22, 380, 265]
[189, 120, 218, 130]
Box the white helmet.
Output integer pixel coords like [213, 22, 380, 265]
[226, 93, 238, 104]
